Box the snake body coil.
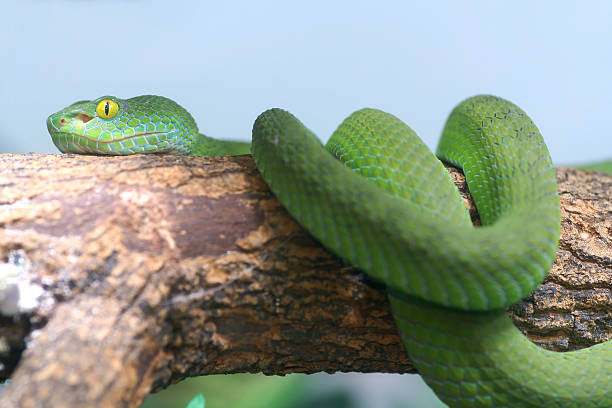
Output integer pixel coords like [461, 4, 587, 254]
[47, 95, 612, 407]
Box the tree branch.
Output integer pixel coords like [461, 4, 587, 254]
[0, 153, 610, 408]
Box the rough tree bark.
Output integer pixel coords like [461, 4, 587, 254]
[0, 153, 610, 408]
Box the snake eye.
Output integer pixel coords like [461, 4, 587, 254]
[96, 99, 119, 119]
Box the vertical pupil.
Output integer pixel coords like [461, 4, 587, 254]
[104, 101, 110, 116]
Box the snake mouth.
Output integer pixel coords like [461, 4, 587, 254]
[48, 130, 168, 144]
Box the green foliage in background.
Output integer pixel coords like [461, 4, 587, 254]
[576, 160, 612, 174]
[140, 374, 307, 408]
[140, 374, 362, 408]
[185, 393, 205, 408]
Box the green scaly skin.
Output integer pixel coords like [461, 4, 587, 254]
[46, 95, 250, 156]
[47, 95, 612, 407]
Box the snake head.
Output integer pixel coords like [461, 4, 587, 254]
[46, 95, 199, 155]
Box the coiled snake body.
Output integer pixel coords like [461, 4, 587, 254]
[47, 95, 612, 407]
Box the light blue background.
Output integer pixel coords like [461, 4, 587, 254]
[1, 1, 610, 407]
[1, 1, 611, 165]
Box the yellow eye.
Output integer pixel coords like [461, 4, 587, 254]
[96, 99, 119, 119]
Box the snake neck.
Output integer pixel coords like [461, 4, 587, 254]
[191, 133, 251, 156]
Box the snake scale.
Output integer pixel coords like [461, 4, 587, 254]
[47, 95, 612, 407]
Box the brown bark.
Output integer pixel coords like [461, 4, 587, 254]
[0, 153, 610, 408]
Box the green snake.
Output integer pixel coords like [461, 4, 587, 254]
[47, 95, 612, 407]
